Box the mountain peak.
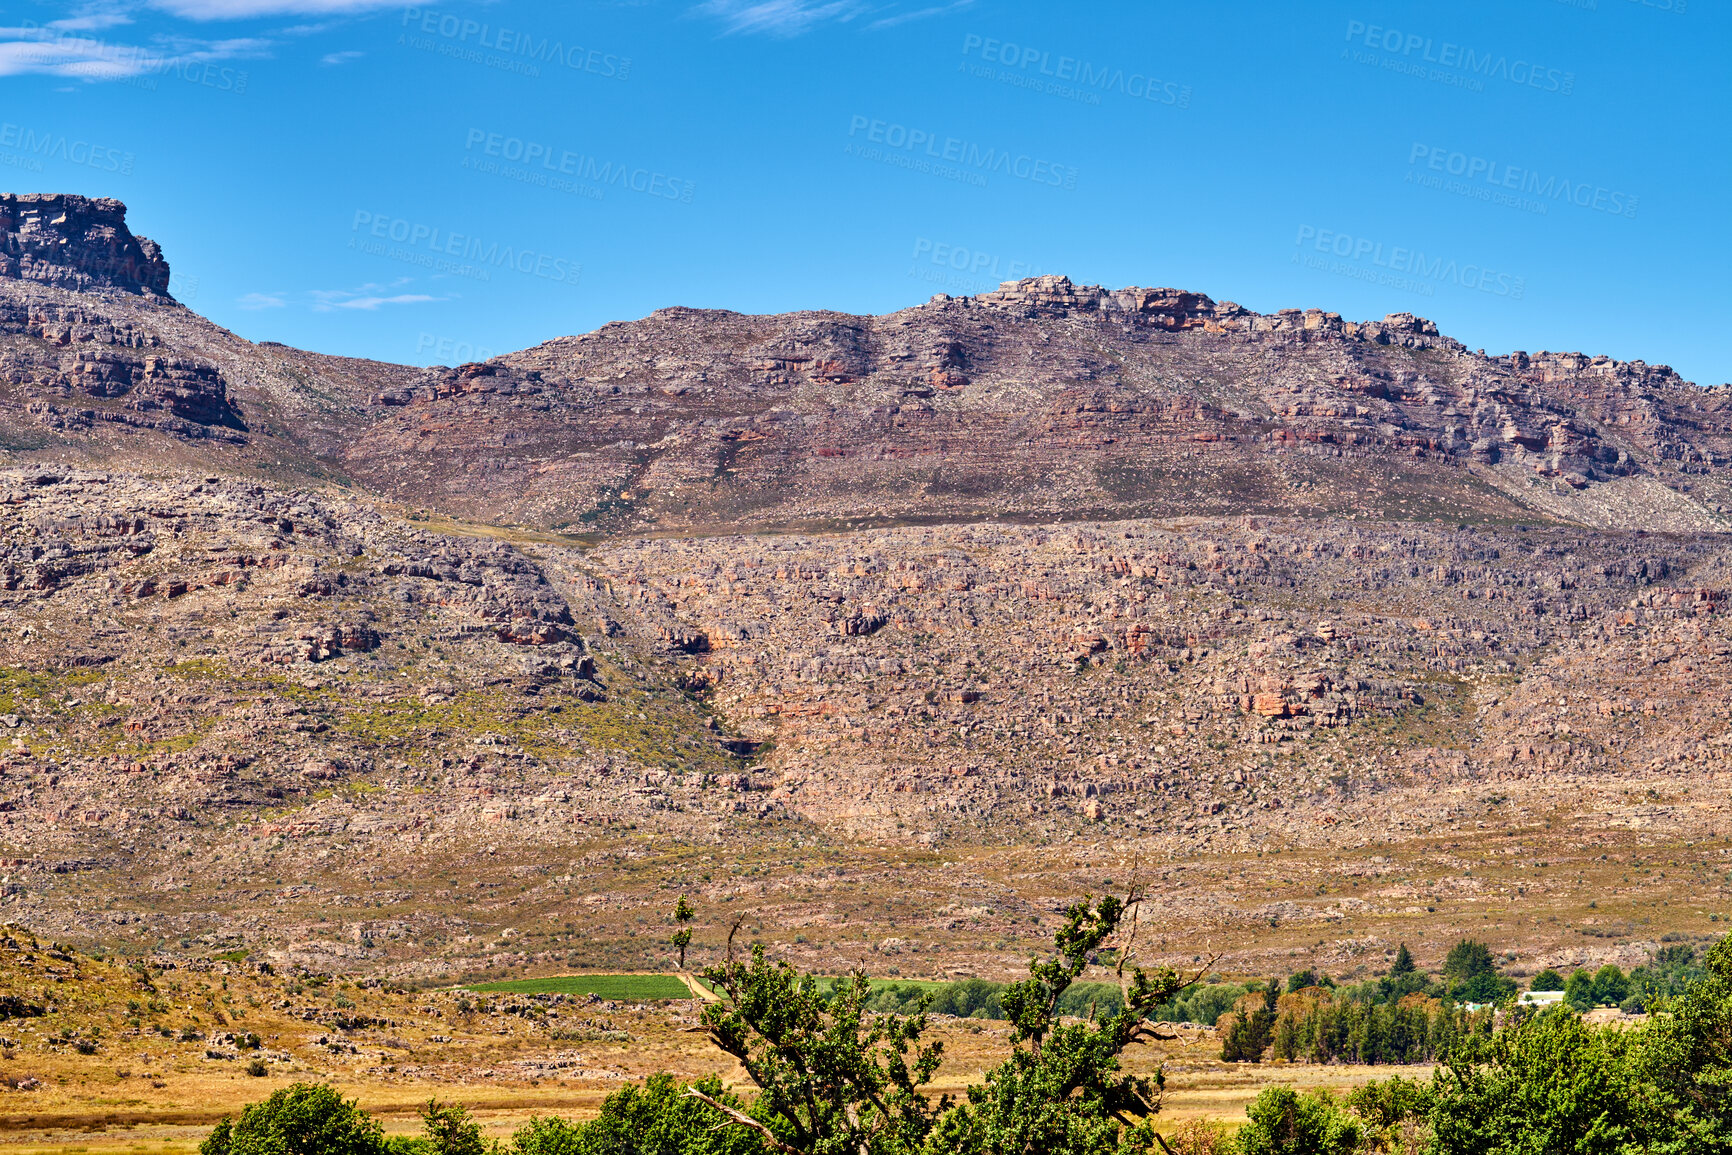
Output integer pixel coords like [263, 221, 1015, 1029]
[0, 193, 171, 296]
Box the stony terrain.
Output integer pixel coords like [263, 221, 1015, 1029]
[0, 193, 1731, 1001]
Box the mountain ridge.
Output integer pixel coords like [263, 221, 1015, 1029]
[4, 193, 1732, 983]
[3, 194, 1728, 540]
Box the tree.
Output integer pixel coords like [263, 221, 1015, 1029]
[1286, 970, 1320, 993]
[1427, 1007, 1651, 1155]
[1529, 969, 1564, 992]
[695, 920, 943, 1155]
[1591, 965, 1629, 1008]
[1219, 981, 1279, 1063]
[1564, 970, 1596, 1013]
[201, 1084, 386, 1155]
[1345, 1075, 1433, 1151]
[1389, 944, 1416, 979]
[1625, 944, 1704, 1014]
[1380, 944, 1429, 1002]
[923, 891, 1207, 1155]
[1233, 1088, 1362, 1155]
[1633, 934, 1732, 1154]
[1442, 940, 1515, 1005]
[672, 897, 695, 972]
[421, 1101, 489, 1155]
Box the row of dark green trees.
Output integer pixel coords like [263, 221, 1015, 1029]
[1218, 936, 1710, 1066]
[201, 896, 1732, 1155]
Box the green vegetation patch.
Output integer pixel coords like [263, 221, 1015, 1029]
[468, 973, 690, 999]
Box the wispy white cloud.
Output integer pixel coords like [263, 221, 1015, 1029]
[309, 281, 443, 311]
[146, 0, 402, 18]
[0, 1, 389, 85]
[44, 11, 137, 34]
[694, 0, 869, 36]
[237, 291, 286, 309]
[319, 48, 361, 65]
[0, 19, 266, 80]
[330, 293, 438, 310]
[865, 0, 973, 30]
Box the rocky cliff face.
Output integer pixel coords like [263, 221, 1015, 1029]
[0, 194, 171, 296]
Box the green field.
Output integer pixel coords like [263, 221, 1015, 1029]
[468, 973, 692, 999]
[695, 975, 958, 995]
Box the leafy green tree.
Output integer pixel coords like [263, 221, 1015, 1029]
[421, 1101, 490, 1155]
[1218, 981, 1278, 1063]
[1564, 970, 1596, 1012]
[697, 921, 942, 1155]
[1149, 983, 1248, 1028]
[672, 897, 695, 972]
[928, 979, 1002, 1020]
[1427, 1008, 1651, 1155]
[509, 1118, 583, 1155]
[1378, 944, 1430, 1002]
[201, 1083, 386, 1155]
[1285, 970, 1320, 993]
[1443, 940, 1497, 983]
[1528, 969, 1564, 992]
[1625, 944, 1704, 1014]
[923, 892, 1204, 1155]
[1591, 965, 1629, 1008]
[1388, 944, 1416, 980]
[513, 1075, 765, 1155]
[1232, 1088, 1362, 1155]
[1633, 934, 1732, 1154]
[1345, 1074, 1433, 1148]
[1442, 940, 1515, 1004]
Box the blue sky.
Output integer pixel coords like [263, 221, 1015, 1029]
[1, 0, 1726, 384]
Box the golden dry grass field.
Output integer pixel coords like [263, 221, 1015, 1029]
[0, 932, 1425, 1154]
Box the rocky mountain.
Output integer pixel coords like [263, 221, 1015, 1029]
[2, 193, 1731, 983]
[6, 196, 1732, 538]
[337, 283, 1732, 536]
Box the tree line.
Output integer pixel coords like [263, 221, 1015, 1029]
[199, 893, 1732, 1155]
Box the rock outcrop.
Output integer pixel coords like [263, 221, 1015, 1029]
[0, 194, 171, 296]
